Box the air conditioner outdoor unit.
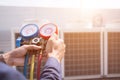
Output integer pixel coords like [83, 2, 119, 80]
[104, 28, 120, 78]
[11, 25, 120, 80]
[61, 27, 104, 80]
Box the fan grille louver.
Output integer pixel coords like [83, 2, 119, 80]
[64, 32, 101, 77]
[108, 32, 120, 74]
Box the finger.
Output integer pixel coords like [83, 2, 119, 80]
[50, 33, 58, 40]
[58, 39, 65, 46]
[12, 58, 25, 66]
[28, 55, 32, 65]
[23, 45, 42, 50]
[58, 39, 64, 43]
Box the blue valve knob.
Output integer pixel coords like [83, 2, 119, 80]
[16, 37, 22, 47]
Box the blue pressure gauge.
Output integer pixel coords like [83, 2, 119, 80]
[20, 24, 39, 39]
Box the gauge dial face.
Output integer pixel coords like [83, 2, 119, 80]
[39, 23, 58, 39]
[20, 24, 39, 39]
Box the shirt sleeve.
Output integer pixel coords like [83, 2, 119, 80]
[0, 62, 26, 80]
[40, 57, 62, 80]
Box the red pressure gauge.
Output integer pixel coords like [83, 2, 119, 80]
[39, 23, 58, 39]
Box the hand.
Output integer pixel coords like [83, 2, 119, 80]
[3, 45, 41, 66]
[45, 33, 65, 63]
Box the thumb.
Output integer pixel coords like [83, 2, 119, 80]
[49, 33, 58, 40]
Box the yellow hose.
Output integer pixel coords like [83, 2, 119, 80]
[30, 55, 35, 80]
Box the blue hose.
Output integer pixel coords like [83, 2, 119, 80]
[23, 53, 29, 78]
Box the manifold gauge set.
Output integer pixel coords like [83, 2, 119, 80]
[16, 23, 58, 80]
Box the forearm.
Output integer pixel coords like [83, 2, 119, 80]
[40, 57, 62, 80]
